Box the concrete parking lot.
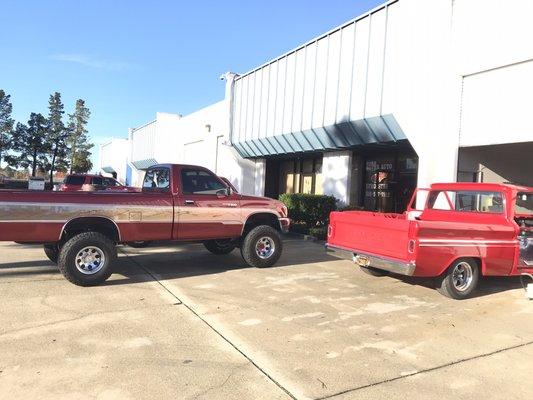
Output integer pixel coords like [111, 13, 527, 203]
[1, 238, 532, 400]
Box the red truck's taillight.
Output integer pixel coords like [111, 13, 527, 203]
[407, 239, 416, 253]
[327, 225, 333, 238]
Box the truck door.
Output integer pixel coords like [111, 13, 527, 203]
[175, 167, 242, 240]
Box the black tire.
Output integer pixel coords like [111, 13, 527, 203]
[127, 241, 152, 248]
[43, 244, 59, 264]
[241, 225, 282, 268]
[436, 258, 479, 300]
[203, 239, 236, 255]
[359, 266, 389, 276]
[57, 232, 117, 286]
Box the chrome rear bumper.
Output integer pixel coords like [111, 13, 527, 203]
[325, 244, 416, 276]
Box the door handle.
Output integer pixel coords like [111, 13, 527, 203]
[185, 200, 195, 205]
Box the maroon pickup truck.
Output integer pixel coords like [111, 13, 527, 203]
[0, 164, 290, 286]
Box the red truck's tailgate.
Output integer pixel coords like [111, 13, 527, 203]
[328, 211, 414, 261]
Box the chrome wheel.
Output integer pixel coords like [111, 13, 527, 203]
[75, 246, 106, 275]
[255, 237, 275, 259]
[452, 261, 473, 292]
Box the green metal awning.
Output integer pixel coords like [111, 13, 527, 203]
[232, 114, 407, 158]
[131, 158, 158, 170]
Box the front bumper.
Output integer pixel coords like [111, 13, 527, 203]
[278, 217, 291, 233]
[325, 244, 416, 276]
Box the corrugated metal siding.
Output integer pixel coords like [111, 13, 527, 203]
[231, 0, 405, 158]
[131, 120, 157, 163]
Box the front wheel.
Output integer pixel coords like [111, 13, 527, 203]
[57, 232, 117, 286]
[203, 239, 236, 255]
[241, 225, 283, 268]
[436, 258, 479, 299]
[43, 244, 60, 264]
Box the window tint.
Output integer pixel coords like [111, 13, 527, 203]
[181, 169, 226, 195]
[143, 168, 170, 190]
[65, 175, 86, 185]
[428, 190, 503, 213]
[92, 176, 103, 186]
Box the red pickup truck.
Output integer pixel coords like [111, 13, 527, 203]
[327, 183, 533, 299]
[0, 164, 290, 286]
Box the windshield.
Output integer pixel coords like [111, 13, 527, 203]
[515, 192, 533, 215]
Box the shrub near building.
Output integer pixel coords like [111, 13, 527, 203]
[279, 193, 337, 240]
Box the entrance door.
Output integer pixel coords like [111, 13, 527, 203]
[176, 167, 242, 240]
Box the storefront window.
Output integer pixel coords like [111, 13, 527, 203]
[363, 153, 418, 213]
[277, 156, 323, 196]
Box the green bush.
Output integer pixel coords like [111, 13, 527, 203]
[279, 193, 338, 228]
[308, 226, 328, 241]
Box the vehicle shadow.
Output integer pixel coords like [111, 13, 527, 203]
[384, 273, 524, 299]
[0, 239, 338, 284]
[103, 240, 337, 286]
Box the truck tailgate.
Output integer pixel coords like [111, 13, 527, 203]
[328, 211, 413, 261]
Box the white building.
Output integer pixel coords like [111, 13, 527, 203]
[100, 0, 533, 211]
[99, 138, 129, 184]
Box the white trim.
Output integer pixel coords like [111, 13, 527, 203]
[418, 239, 517, 245]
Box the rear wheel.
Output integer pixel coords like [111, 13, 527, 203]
[58, 232, 116, 286]
[359, 266, 389, 276]
[43, 244, 59, 264]
[203, 239, 236, 255]
[241, 225, 282, 268]
[436, 258, 479, 299]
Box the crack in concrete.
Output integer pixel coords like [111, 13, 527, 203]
[315, 340, 533, 400]
[121, 249, 297, 400]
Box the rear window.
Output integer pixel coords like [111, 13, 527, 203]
[65, 175, 86, 185]
[428, 190, 504, 213]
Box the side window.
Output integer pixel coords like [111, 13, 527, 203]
[143, 168, 170, 191]
[181, 169, 227, 195]
[92, 176, 103, 186]
[103, 178, 120, 187]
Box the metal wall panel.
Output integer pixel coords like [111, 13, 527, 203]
[231, 0, 402, 158]
[131, 120, 157, 163]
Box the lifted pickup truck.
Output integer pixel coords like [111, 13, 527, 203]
[0, 164, 290, 286]
[326, 183, 533, 299]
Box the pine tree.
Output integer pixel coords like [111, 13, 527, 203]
[0, 89, 15, 167]
[67, 99, 93, 173]
[46, 92, 70, 184]
[9, 113, 49, 177]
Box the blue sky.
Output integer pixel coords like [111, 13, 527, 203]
[0, 0, 382, 170]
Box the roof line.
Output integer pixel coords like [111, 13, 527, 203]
[234, 0, 399, 81]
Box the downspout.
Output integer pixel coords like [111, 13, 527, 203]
[220, 72, 239, 145]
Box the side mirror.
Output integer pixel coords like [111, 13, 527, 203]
[216, 187, 231, 197]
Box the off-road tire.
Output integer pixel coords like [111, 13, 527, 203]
[203, 239, 236, 255]
[58, 232, 116, 286]
[43, 244, 60, 264]
[436, 258, 479, 300]
[359, 266, 389, 276]
[241, 225, 282, 268]
[127, 241, 152, 248]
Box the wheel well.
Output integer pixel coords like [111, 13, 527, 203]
[61, 217, 120, 243]
[444, 257, 482, 276]
[243, 213, 280, 236]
